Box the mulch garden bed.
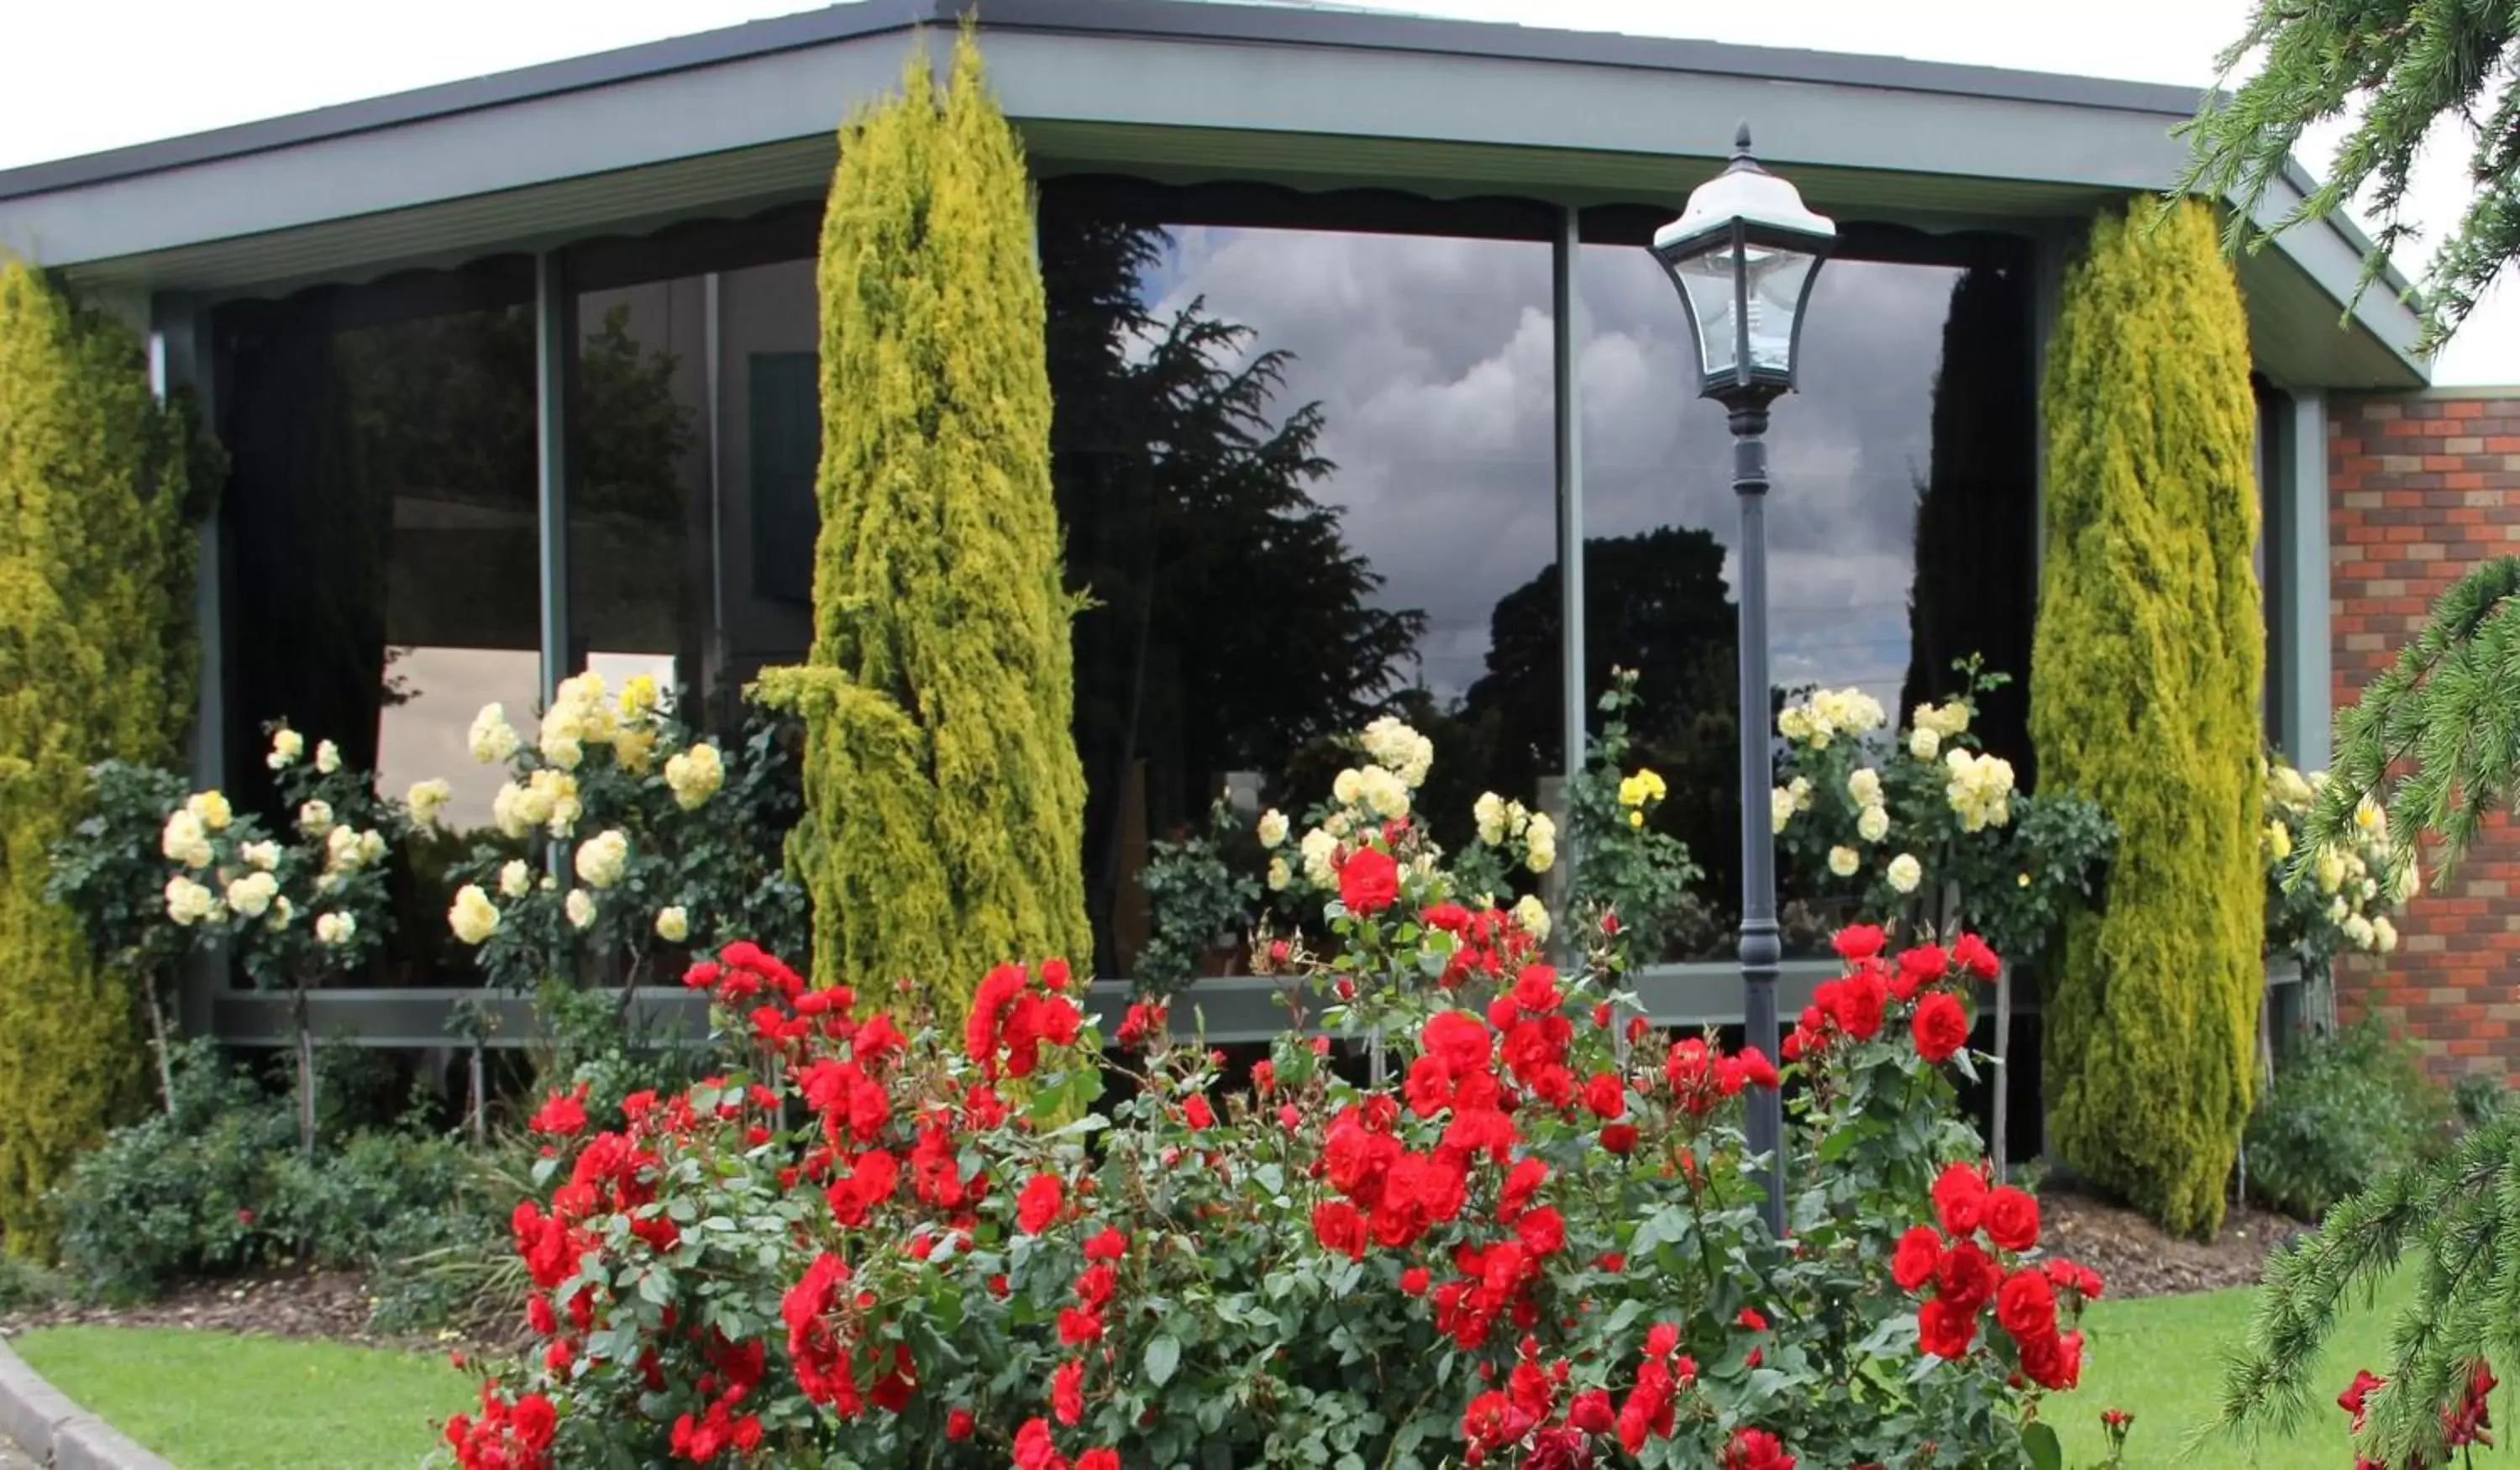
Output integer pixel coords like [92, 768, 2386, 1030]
[2040, 1184, 2312, 1299]
[0, 1267, 516, 1357]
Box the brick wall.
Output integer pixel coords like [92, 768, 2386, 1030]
[2328, 392, 2520, 1076]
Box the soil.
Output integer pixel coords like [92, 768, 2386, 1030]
[2040, 1184, 2313, 1299]
[0, 1266, 511, 1357]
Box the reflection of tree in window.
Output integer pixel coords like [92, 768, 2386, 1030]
[1460, 526, 1739, 916]
[570, 303, 699, 523]
[1900, 260, 2037, 778]
[1041, 206, 1425, 970]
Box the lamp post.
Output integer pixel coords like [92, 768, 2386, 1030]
[1649, 125, 1835, 1236]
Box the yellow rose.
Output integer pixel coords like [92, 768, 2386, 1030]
[449, 885, 501, 946]
[654, 906, 690, 943]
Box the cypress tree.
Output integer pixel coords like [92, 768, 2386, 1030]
[759, 34, 1089, 1018]
[2031, 198, 2265, 1239]
[0, 260, 203, 1250]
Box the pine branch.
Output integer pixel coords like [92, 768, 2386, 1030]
[2176, 0, 2520, 352]
[2298, 556, 2520, 898]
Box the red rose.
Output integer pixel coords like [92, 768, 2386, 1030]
[1832, 924, 1887, 961]
[1312, 1200, 1367, 1260]
[1084, 1227, 1128, 1262]
[1831, 968, 1887, 1040]
[1040, 957, 1072, 992]
[1910, 991, 1970, 1064]
[1931, 1162, 1988, 1237]
[1737, 1045, 1780, 1089]
[1934, 1240, 1998, 1314]
[1183, 1094, 1215, 1131]
[1600, 1122, 1639, 1154]
[2339, 1368, 2386, 1432]
[1891, 1226, 1944, 1292]
[1645, 1322, 1680, 1360]
[1569, 1389, 1615, 1434]
[1736, 1306, 1768, 1332]
[1337, 847, 1400, 915]
[1893, 944, 1949, 1000]
[1515, 1206, 1566, 1256]
[1399, 1266, 1431, 1295]
[1013, 1419, 1061, 1470]
[1721, 1426, 1797, 1470]
[1917, 1297, 1977, 1359]
[1583, 1072, 1626, 1120]
[1422, 1010, 1494, 1079]
[1077, 1452, 1118, 1470]
[1016, 1173, 1065, 1235]
[2017, 1327, 2083, 1391]
[1953, 932, 2002, 979]
[1996, 1268, 2057, 1341]
[1512, 963, 1561, 1012]
[1982, 1185, 2040, 1252]
[1052, 1359, 1085, 1425]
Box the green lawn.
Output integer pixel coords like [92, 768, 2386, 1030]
[9, 1326, 465, 1470]
[2055, 1268, 2508, 1468]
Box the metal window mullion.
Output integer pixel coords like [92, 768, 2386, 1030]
[535, 250, 572, 703]
[2286, 387, 2331, 770]
[153, 293, 227, 1040]
[1553, 206, 1587, 784]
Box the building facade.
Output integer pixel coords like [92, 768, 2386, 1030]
[0, 0, 2465, 1066]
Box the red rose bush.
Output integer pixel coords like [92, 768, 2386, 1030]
[449, 754, 2099, 1468]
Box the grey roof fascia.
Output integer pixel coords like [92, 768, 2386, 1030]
[0, 0, 2211, 205]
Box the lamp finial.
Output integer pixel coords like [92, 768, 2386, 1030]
[1733, 123, 1753, 156]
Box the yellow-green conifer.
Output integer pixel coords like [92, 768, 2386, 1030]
[2031, 199, 2265, 1239]
[759, 34, 1089, 1020]
[0, 260, 204, 1250]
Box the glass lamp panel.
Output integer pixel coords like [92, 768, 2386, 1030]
[1743, 245, 1817, 376]
[1672, 246, 1740, 380]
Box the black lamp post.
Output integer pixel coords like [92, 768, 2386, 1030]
[1649, 125, 1835, 1236]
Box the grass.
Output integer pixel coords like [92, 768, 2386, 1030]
[8, 1326, 465, 1470]
[2054, 1268, 2511, 1468]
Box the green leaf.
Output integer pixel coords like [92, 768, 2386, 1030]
[2022, 1421, 2062, 1470]
[1145, 1333, 1182, 1387]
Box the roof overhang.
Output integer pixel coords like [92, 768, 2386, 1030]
[0, 0, 2426, 389]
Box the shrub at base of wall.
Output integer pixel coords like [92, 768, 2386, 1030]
[0, 260, 209, 1254]
[2030, 199, 2266, 1241]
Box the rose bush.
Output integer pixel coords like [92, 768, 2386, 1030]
[450, 745, 2102, 1468]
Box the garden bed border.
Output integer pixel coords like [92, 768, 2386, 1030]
[0, 1336, 176, 1470]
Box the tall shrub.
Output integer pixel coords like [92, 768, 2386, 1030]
[0, 260, 204, 1249]
[759, 35, 1089, 1017]
[2031, 198, 2264, 1238]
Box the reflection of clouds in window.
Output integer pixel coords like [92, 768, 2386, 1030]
[1581, 247, 1964, 712]
[375, 647, 541, 832]
[1139, 225, 1555, 703]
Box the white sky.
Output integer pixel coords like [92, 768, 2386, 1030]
[5, 0, 2512, 383]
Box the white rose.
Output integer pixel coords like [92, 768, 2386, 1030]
[314, 739, 342, 775]
[574, 829, 630, 890]
[1331, 768, 1364, 807]
[2342, 914, 2376, 950]
[1909, 727, 1941, 761]
[2372, 915, 2399, 953]
[1887, 853, 1924, 895]
[468, 704, 520, 764]
[1266, 856, 1292, 891]
[2314, 847, 2348, 895]
[160, 810, 213, 868]
[267, 896, 295, 932]
[1257, 809, 1289, 848]
[297, 800, 333, 837]
[164, 875, 217, 926]
[1846, 768, 1882, 808]
[406, 779, 453, 827]
[1828, 846, 1860, 878]
[268, 727, 304, 769]
[664, 743, 724, 811]
[1473, 792, 1508, 847]
[225, 871, 277, 918]
[499, 859, 533, 899]
[313, 911, 356, 946]
[1513, 893, 1551, 943]
[541, 732, 584, 771]
[1357, 765, 1410, 820]
[186, 790, 234, 832]
[654, 906, 690, 943]
[242, 841, 281, 872]
[564, 888, 598, 930]
[325, 823, 362, 872]
[1771, 787, 1796, 835]
[449, 885, 501, 945]
[1856, 804, 1891, 843]
[1788, 776, 1813, 811]
[1299, 827, 1340, 888]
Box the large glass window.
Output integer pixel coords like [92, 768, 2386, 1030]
[1041, 180, 1560, 977]
[218, 261, 543, 841]
[1577, 217, 2038, 956]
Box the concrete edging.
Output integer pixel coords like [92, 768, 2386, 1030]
[0, 1337, 176, 1470]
